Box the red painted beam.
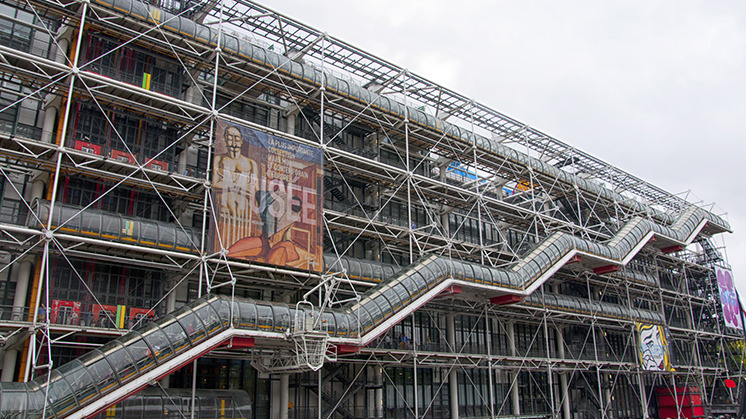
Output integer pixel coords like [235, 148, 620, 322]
[661, 245, 685, 254]
[490, 295, 523, 305]
[336, 345, 360, 355]
[220, 337, 255, 349]
[593, 265, 620, 275]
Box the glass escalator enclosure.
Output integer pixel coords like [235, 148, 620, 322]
[383, 265, 396, 280]
[174, 227, 190, 251]
[51, 358, 99, 411]
[0, 383, 29, 416]
[191, 229, 202, 252]
[120, 216, 140, 243]
[237, 300, 258, 329]
[372, 264, 383, 283]
[381, 286, 403, 312]
[100, 212, 121, 240]
[194, 298, 224, 335]
[142, 392, 165, 419]
[200, 394, 217, 418]
[355, 303, 373, 332]
[78, 348, 119, 397]
[271, 304, 290, 332]
[362, 295, 385, 327]
[111, 391, 143, 418]
[44, 368, 78, 416]
[416, 262, 437, 289]
[159, 315, 191, 353]
[407, 270, 428, 298]
[347, 259, 362, 281]
[396, 275, 418, 305]
[119, 331, 157, 373]
[80, 207, 102, 236]
[139, 321, 176, 363]
[255, 303, 274, 331]
[58, 204, 82, 233]
[175, 305, 208, 345]
[333, 312, 350, 337]
[320, 311, 335, 335]
[391, 281, 410, 309]
[210, 296, 234, 328]
[140, 220, 159, 246]
[158, 221, 176, 249]
[360, 262, 373, 282]
[27, 199, 48, 229]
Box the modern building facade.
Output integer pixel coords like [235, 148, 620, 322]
[0, 0, 742, 418]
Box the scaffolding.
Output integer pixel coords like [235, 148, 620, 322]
[0, 0, 741, 418]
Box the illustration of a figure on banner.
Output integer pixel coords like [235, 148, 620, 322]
[212, 120, 323, 272]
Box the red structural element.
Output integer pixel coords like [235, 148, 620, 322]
[335, 345, 360, 354]
[146, 158, 168, 171]
[437, 285, 462, 298]
[220, 337, 255, 349]
[490, 295, 523, 305]
[593, 265, 620, 275]
[74, 140, 102, 155]
[656, 386, 704, 419]
[111, 149, 136, 164]
[661, 245, 685, 254]
[566, 255, 581, 264]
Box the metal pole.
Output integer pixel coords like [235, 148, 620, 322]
[447, 313, 458, 419]
[413, 313, 419, 418]
[485, 306, 495, 419]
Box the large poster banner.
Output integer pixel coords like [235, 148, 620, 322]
[212, 120, 323, 272]
[636, 322, 674, 371]
[716, 266, 742, 330]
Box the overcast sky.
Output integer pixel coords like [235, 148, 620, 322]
[270, 0, 746, 294]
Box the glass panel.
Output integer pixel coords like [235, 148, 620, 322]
[80, 350, 118, 396]
[122, 332, 156, 372]
[237, 301, 257, 329]
[193, 302, 221, 335]
[158, 223, 174, 248]
[58, 205, 81, 232]
[176, 309, 207, 345]
[56, 359, 99, 409]
[140, 221, 158, 245]
[100, 213, 120, 238]
[80, 209, 101, 236]
[208, 297, 231, 328]
[256, 304, 273, 331]
[0, 386, 28, 414]
[334, 312, 349, 337]
[142, 324, 174, 362]
[160, 316, 190, 353]
[46, 370, 78, 417]
[272, 305, 290, 332]
[103, 341, 138, 383]
[175, 228, 191, 250]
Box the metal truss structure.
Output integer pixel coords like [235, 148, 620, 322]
[0, 0, 742, 418]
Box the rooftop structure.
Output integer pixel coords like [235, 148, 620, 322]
[0, 0, 742, 418]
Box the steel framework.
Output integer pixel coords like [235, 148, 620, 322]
[0, 0, 741, 418]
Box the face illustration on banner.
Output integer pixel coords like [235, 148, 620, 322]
[639, 325, 666, 371]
